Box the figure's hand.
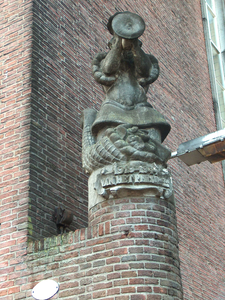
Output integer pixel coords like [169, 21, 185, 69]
[122, 38, 132, 50]
[138, 60, 159, 87]
[121, 38, 139, 50]
[111, 34, 122, 49]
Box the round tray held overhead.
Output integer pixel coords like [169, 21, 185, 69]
[112, 12, 145, 39]
[32, 280, 59, 300]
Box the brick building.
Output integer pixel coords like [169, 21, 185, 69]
[1, 0, 225, 299]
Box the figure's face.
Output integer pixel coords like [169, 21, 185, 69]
[122, 38, 133, 50]
[108, 35, 142, 50]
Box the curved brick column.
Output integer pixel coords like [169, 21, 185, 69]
[89, 196, 183, 299]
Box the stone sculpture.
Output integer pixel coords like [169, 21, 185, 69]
[82, 12, 172, 205]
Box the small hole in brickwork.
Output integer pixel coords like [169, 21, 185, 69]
[124, 230, 130, 236]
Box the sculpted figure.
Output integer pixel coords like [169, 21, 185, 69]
[92, 12, 159, 107]
[82, 12, 171, 175]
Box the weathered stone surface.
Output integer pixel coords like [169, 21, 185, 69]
[88, 161, 173, 209]
[82, 12, 171, 195]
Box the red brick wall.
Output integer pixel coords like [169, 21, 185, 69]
[0, 0, 32, 298]
[1, 0, 225, 299]
[29, 0, 91, 238]
[25, 196, 183, 300]
[28, 0, 221, 239]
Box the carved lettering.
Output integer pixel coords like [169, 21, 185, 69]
[124, 165, 135, 174]
[139, 165, 148, 174]
[98, 164, 171, 195]
[116, 176, 122, 184]
[128, 175, 134, 184]
[95, 168, 172, 199]
[114, 163, 124, 175]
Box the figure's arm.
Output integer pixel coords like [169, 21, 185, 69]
[131, 40, 159, 87]
[92, 52, 117, 86]
[92, 35, 123, 88]
[138, 54, 159, 88]
[131, 39, 152, 77]
[101, 35, 122, 75]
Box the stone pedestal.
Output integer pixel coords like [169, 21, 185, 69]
[83, 117, 183, 299]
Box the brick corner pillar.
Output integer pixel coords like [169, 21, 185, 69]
[86, 165, 183, 300]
